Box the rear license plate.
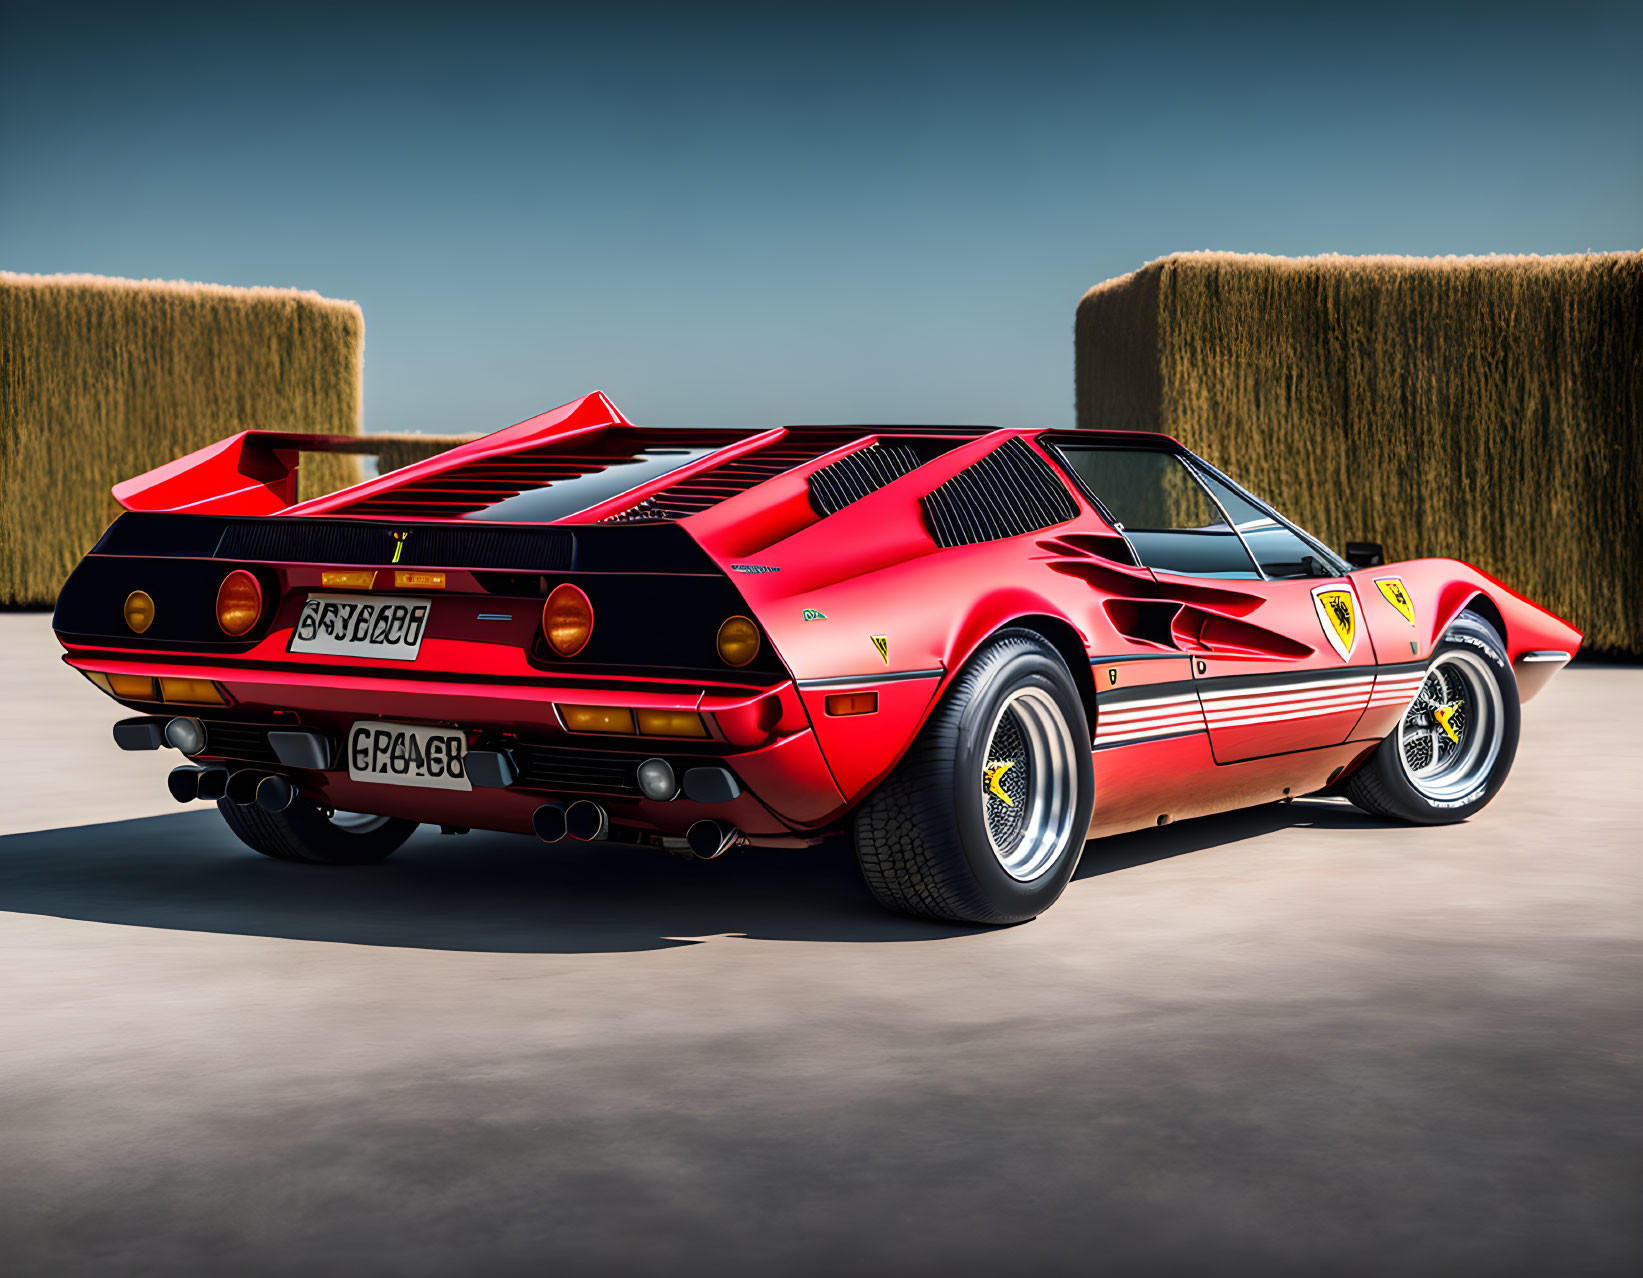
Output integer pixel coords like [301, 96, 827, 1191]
[347, 721, 471, 791]
[289, 593, 431, 661]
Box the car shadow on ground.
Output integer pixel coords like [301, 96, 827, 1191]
[0, 799, 1400, 954]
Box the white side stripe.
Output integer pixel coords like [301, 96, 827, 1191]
[1092, 666, 1433, 747]
[1096, 714, 1206, 738]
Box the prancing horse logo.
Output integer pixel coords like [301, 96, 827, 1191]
[983, 760, 1015, 806]
[391, 531, 410, 564]
[1310, 584, 1358, 659]
[1374, 576, 1417, 625]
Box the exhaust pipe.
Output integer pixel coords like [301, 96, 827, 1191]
[167, 766, 200, 803]
[226, 770, 266, 805]
[167, 764, 230, 803]
[532, 802, 567, 844]
[687, 820, 739, 860]
[565, 799, 609, 842]
[255, 774, 295, 812]
[196, 766, 230, 801]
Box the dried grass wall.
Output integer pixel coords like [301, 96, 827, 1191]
[1, 272, 365, 605]
[1076, 251, 1643, 656]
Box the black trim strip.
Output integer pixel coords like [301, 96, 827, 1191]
[1096, 684, 1200, 709]
[1092, 728, 1206, 752]
[1369, 660, 1432, 677]
[1195, 664, 1382, 694]
[1088, 653, 1185, 665]
[797, 667, 945, 689]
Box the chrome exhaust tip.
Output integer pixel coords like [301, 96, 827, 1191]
[687, 820, 739, 860]
[532, 802, 568, 844]
[226, 769, 266, 805]
[254, 774, 295, 812]
[565, 799, 609, 842]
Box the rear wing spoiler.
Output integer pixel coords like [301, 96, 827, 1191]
[112, 430, 368, 516]
[112, 391, 631, 516]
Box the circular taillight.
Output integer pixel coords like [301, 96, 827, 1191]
[215, 570, 263, 636]
[542, 583, 593, 657]
[716, 615, 761, 667]
[124, 590, 155, 634]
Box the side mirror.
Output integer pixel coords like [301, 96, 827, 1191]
[1344, 541, 1385, 568]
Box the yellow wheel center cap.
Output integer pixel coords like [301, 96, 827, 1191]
[1432, 701, 1462, 743]
[983, 760, 1015, 806]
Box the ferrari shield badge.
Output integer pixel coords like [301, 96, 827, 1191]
[1310, 584, 1358, 660]
[1374, 576, 1416, 625]
[870, 634, 890, 664]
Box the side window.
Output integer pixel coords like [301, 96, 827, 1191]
[1187, 465, 1336, 580]
[1054, 446, 1259, 579]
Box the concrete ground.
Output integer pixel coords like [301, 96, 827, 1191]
[1, 613, 1638, 1276]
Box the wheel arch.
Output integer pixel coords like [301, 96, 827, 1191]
[1454, 590, 1509, 649]
[994, 613, 1099, 741]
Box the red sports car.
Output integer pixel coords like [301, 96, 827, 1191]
[54, 392, 1581, 923]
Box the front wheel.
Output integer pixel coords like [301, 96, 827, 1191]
[852, 631, 1095, 925]
[217, 795, 417, 864]
[1343, 608, 1520, 823]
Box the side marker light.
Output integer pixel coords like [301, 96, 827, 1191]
[824, 691, 878, 717]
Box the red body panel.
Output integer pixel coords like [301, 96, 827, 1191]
[60, 392, 1583, 849]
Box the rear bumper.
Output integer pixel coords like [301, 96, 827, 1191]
[65, 648, 847, 840]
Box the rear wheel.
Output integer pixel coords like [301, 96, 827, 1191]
[852, 631, 1094, 924]
[217, 795, 417, 864]
[1344, 609, 1520, 823]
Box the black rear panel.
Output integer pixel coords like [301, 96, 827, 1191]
[91, 513, 712, 573]
[58, 512, 786, 684]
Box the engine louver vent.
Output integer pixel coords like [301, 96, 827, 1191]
[922, 437, 1079, 548]
[807, 443, 923, 517]
[336, 450, 652, 519]
[602, 429, 871, 521]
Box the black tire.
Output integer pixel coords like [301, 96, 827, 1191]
[1343, 608, 1520, 824]
[216, 796, 417, 865]
[852, 630, 1095, 925]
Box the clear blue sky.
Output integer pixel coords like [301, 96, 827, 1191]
[3, 1, 1638, 434]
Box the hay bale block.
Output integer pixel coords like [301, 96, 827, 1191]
[1076, 251, 1643, 656]
[1, 272, 364, 605]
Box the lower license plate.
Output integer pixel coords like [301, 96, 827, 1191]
[347, 721, 471, 791]
[289, 593, 431, 661]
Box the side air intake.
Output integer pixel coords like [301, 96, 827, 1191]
[922, 437, 1079, 548]
[807, 443, 924, 517]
